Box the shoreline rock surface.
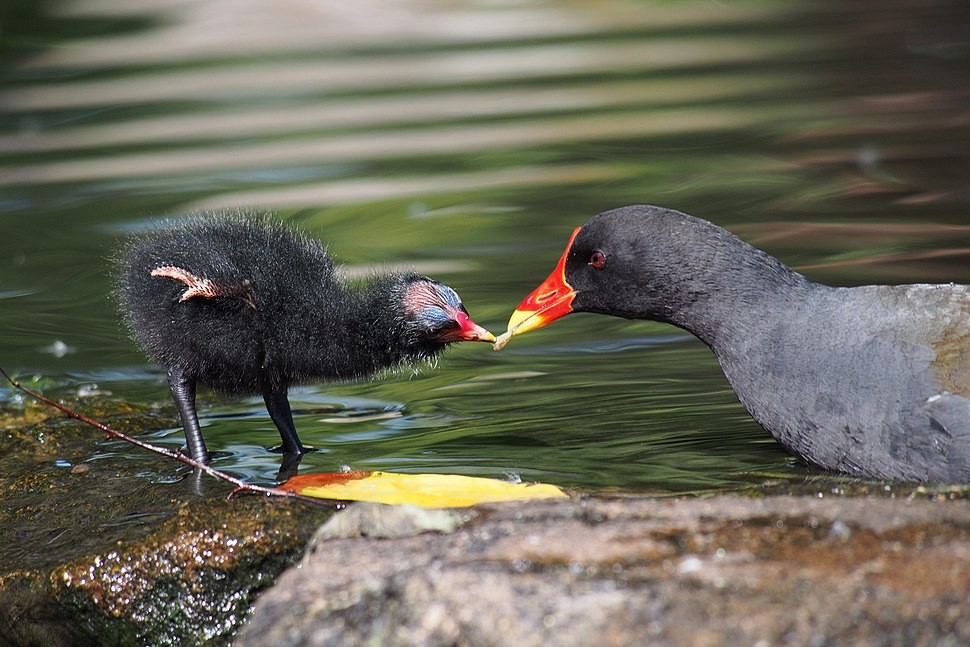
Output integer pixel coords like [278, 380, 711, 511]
[238, 494, 970, 647]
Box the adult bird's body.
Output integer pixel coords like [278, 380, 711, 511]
[117, 214, 493, 463]
[501, 205, 970, 482]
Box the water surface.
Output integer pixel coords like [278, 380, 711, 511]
[2, 0, 969, 492]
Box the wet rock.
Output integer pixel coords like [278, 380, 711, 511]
[0, 400, 332, 647]
[46, 496, 329, 647]
[238, 495, 970, 647]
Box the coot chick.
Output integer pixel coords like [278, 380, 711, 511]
[501, 204, 970, 482]
[116, 214, 494, 463]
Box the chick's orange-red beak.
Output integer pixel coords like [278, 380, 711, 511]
[505, 226, 580, 336]
[454, 310, 496, 343]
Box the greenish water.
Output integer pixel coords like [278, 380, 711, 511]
[1, 0, 968, 492]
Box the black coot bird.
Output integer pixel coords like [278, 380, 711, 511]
[117, 214, 494, 464]
[500, 204, 970, 482]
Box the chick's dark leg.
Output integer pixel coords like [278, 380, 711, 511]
[263, 385, 304, 455]
[167, 366, 210, 463]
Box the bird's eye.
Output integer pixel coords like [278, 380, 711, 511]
[427, 321, 458, 338]
[589, 250, 606, 269]
[418, 306, 459, 338]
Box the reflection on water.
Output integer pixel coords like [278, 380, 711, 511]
[1, 0, 968, 492]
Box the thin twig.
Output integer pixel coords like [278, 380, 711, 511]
[0, 365, 333, 507]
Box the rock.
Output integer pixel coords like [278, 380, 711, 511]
[237, 494, 970, 647]
[306, 503, 466, 544]
[0, 400, 332, 647]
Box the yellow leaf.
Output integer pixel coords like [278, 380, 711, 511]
[279, 470, 567, 508]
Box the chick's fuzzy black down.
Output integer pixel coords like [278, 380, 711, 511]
[116, 215, 376, 395]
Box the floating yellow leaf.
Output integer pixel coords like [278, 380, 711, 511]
[279, 470, 567, 508]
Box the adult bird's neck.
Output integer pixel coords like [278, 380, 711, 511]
[654, 221, 817, 357]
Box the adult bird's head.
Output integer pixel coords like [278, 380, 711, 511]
[499, 206, 681, 348]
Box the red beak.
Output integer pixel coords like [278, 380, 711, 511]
[454, 309, 496, 343]
[505, 226, 580, 336]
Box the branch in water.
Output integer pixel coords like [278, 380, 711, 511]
[0, 365, 333, 507]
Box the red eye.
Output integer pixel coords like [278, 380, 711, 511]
[589, 250, 606, 269]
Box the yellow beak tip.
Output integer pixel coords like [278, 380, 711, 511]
[506, 308, 534, 333]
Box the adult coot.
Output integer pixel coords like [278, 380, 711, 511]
[117, 214, 494, 463]
[499, 204, 970, 482]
